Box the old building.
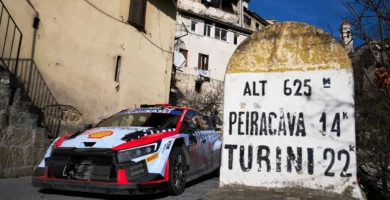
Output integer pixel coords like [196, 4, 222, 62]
[171, 0, 272, 113]
[1, 0, 177, 136]
[340, 19, 354, 53]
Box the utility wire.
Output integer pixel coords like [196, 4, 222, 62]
[84, 0, 173, 54]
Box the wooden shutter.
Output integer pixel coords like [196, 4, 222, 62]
[128, 0, 147, 30]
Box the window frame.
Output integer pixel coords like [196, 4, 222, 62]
[127, 0, 147, 32]
[244, 15, 251, 26]
[179, 48, 188, 67]
[191, 21, 197, 32]
[204, 23, 212, 37]
[198, 53, 209, 71]
[215, 27, 228, 42]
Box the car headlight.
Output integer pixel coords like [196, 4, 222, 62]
[117, 143, 158, 164]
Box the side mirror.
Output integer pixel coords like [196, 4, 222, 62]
[84, 124, 93, 130]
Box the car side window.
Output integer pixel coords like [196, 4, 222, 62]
[198, 115, 210, 130]
[180, 110, 201, 133]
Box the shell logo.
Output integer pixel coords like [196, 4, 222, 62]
[146, 153, 159, 163]
[88, 131, 114, 139]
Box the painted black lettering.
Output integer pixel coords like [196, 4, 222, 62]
[278, 112, 286, 136]
[320, 112, 326, 134]
[253, 81, 260, 96]
[224, 144, 238, 170]
[229, 112, 237, 135]
[257, 145, 271, 172]
[331, 113, 341, 137]
[251, 112, 259, 135]
[268, 112, 277, 135]
[295, 112, 306, 137]
[238, 112, 245, 135]
[293, 79, 303, 96]
[343, 112, 348, 119]
[307, 148, 314, 175]
[276, 147, 281, 172]
[240, 145, 253, 172]
[338, 150, 352, 177]
[287, 147, 302, 173]
[304, 79, 312, 96]
[243, 81, 251, 96]
[324, 148, 335, 177]
[245, 112, 249, 135]
[259, 80, 267, 96]
[287, 113, 296, 136]
[260, 112, 267, 135]
[349, 145, 355, 152]
[284, 79, 292, 95]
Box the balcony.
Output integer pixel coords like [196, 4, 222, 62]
[177, 0, 239, 26]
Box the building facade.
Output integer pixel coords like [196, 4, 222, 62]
[171, 0, 272, 112]
[340, 19, 354, 53]
[2, 0, 177, 131]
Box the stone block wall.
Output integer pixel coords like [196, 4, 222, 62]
[0, 67, 51, 178]
[0, 127, 50, 178]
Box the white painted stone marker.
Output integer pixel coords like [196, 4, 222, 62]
[220, 22, 363, 199]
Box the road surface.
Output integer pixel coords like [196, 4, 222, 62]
[0, 175, 218, 200]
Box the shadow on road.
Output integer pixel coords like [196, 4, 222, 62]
[38, 174, 218, 200]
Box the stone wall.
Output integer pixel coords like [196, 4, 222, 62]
[0, 68, 51, 178]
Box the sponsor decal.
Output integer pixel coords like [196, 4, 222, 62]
[166, 140, 173, 150]
[146, 153, 159, 163]
[88, 131, 114, 139]
[116, 108, 182, 115]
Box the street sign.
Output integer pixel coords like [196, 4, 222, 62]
[220, 22, 363, 199]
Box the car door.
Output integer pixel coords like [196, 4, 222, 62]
[197, 115, 215, 170]
[179, 110, 203, 176]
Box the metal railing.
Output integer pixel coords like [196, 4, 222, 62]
[0, 0, 22, 75]
[6, 58, 62, 138]
[0, 0, 63, 138]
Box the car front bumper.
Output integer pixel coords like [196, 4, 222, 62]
[32, 176, 167, 195]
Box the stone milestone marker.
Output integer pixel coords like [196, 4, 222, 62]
[220, 22, 363, 199]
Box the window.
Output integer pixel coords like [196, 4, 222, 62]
[191, 21, 197, 32]
[244, 15, 251, 26]
[128, 0, 147, 30]
[180, 110, 201, 133]
[198, 53, 209, 71]
[204, 23, 212, 37]
[201, 0, 221, 8]
[215, 27, 227, 41]
[234, 34, 238, 45]
[97, 113, 180, 129]
[179, 49, 188, 67]
[256, 23, 260, 30]
[347, 31, 351, 38]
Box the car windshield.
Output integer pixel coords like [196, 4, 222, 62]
[96, 113, 181, 129]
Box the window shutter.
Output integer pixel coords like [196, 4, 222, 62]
[198, 54, 201, 70]
[128, 0, 147, 29]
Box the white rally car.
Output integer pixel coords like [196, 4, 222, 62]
[31, 104, 222, 196]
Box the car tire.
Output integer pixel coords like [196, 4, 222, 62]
[167, 146, 188, 195]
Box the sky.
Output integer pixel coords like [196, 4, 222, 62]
[249, 0, 364, 47]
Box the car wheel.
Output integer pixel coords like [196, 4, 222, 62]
[167, 146, 187, 195]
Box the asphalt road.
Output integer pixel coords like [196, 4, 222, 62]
[0, 175, 219, 200]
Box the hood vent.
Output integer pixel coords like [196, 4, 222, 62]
[84, 142, 96, 147]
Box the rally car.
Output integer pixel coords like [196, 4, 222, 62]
[31, 104, 222, 196]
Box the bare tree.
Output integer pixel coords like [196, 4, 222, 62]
[340, 1, 390, 199]
[341, 0, 389, 64]
[178, 80, 224, 117]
